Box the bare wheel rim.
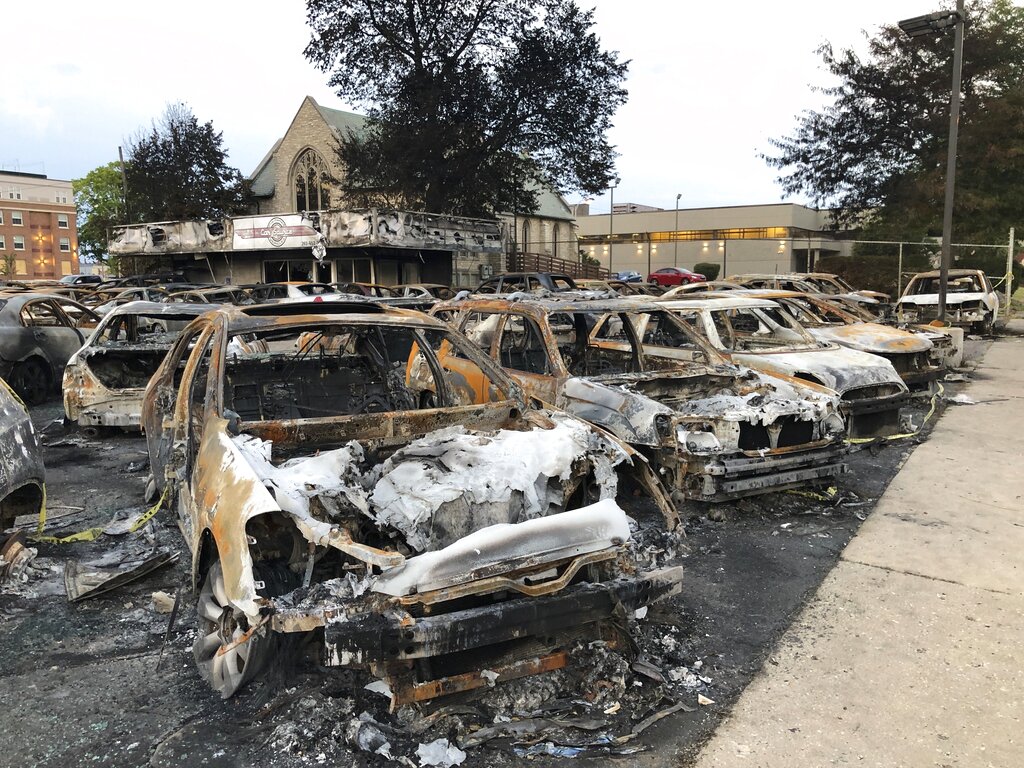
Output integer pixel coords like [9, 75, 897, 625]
[193, 561, 265, 698]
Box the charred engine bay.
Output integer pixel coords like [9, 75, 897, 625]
[0, 343, 983, 768]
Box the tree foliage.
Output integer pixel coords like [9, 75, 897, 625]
[72, 162, 124, 265]
[766, 0, 1024, 243]
[124, 103, 248, 222]
[303, 0, 628, 217]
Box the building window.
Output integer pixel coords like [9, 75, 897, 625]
[0, 211, 4, 225]
[7, 187, 22, 200]
[59, 237, 71, 252]
[56, 193, 68, 204]
[292, 149, 331, 212]
[11, 211, 23, 226]
[0, 235, 4, 249]
[57, 214, 69, 228]
[13, 236, 25, 251]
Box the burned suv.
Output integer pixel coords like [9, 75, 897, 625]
[433, 296, 848, 503]
[142, 302, 681, 700]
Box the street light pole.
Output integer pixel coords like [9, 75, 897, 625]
[899, 0, 965, 323]
[608, 178, 619, 275]
[674, 193, 681, 267]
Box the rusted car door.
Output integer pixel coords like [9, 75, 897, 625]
[492, 313, 560, 405]
[18, 298, 88, 372]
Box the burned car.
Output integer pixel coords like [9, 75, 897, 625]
[0, 378, 45, 531]
[432, 296, 848, 503]
[734, 290, 943, 389]
[0, 294, 101, 404]
[142, 303, 682, 700]
[897, 269, 1001, 333]
[63, 302, 216, 433]
[656, 297, 910, 438]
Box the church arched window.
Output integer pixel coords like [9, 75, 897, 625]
[293, 149, 331, 212]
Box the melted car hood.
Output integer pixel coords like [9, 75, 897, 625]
[808, 324, 932, 354]
[730, 346, 906, 396]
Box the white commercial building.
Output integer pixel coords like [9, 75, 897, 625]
[576, 202, 854, 278]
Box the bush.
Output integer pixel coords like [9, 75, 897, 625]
[693, 262, 720, 281]
[817, 253, 1022, 298]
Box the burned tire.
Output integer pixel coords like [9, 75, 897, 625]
[193, 560, 296, 698]
[9, 359, 50, 405]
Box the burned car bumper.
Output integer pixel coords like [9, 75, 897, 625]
[681, 442, 848, 501]
[841, 390, 911, 439]
[314, 566, 683, 664]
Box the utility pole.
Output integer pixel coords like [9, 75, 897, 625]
[117, 146, 130, 222]
[1006, 227, 1015, 312]
[674, 193, 681, 267]
[608, 178, 619, 274]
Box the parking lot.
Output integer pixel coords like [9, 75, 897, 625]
[0, 335, 987, 768]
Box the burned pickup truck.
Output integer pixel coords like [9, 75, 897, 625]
[63, 301, 216, 434]
[431, 296, 848, 503]
[655, 297, 910, 439]
[142, 303, 681, 700]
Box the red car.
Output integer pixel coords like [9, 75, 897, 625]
[647, 267, 706, 287]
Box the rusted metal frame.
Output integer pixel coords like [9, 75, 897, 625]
[735, 436, 836, 459]
[240, 400, 522, 446]
[326, 527, 406, 569]
[715, 462, 848, 496]
[383, 651, 570, 708]
[706, 443, 849, 476]
[397, 550, 617, 607]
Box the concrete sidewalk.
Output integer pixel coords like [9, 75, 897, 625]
[693, 333, 1024, 767]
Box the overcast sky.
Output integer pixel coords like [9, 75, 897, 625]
[2, 0, 991, 213]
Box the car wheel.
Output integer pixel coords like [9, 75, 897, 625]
[973, 316, 994, 335]
[193, 560, 293, 698]
[9, 359, 50, 405]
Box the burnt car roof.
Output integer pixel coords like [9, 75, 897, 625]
[103, 300, 221, 317]
[437, 295, 663, 314]
[201, 301, 449, 333]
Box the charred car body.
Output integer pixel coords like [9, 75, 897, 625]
[0, 294, 100, 404]
[656, 297, 910, 439]
[730, 290, 943, 389]
[63, 302, 216, 433]
[897, 269, 1001, 333]
[432, 296, 848, 503]
[142, 303, 681, 700]
[0, 378, 45, 531]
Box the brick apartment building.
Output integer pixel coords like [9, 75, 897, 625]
[0, 170, 79, 280]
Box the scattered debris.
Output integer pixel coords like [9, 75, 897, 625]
[698, 694, 716, 706]
[416, 739, 467, 767]
[947, 394, 976, 405]
[64, 548, 179, 602]
[943, 372, 969, 382]
[150, 590, 176, 613]
[0, 531, 37, 584]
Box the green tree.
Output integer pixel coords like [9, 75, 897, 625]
[303, 0, 628, 217]
[125, 102, 249, 222]
[72, 162, 124, 268]
[766, 0, 1024, 244]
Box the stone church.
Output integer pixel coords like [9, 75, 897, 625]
[247, 96, 578, 285]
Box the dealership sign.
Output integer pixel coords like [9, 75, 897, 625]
[233, 215, 321, 250]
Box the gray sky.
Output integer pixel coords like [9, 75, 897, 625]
[1, 0, 982, 212]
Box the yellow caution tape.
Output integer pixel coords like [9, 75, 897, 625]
[787, 486, 839, 502]
[31, 485, 169, 545]
[846, 382, 943, 445]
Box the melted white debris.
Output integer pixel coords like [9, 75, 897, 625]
[673, 391, 828, 425]
[370, 415, 621, 551]
[416, 739, 467, 767]
[233, 414, 625, 554]
[372, 499, 631, 596]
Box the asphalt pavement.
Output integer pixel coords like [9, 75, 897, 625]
[691, 322, 1024, 767]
